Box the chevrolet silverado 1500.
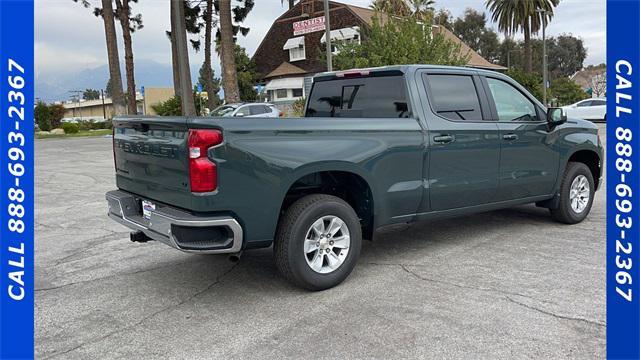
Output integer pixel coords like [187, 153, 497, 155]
[106, 65, 602, 290]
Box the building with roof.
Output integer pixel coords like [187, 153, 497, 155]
[62, 87, 174, 121]
[252, 0, 506, 105]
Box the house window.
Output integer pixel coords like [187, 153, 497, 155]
[289, 45, 306, 62]
[276, 89, 289, 99]
[292, 88, 304, 98]
[321, 27, 361, 54]
[284, 36, 306, 62]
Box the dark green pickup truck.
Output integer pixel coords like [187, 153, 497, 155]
[106, 65, 602, 290]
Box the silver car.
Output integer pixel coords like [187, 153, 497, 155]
[211, 103, 281, 118]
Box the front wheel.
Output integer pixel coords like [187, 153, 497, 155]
[551, 162, 595, 224]
[274, 194, 362, 291]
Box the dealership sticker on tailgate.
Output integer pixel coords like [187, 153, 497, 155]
[142, 200, 155, 220]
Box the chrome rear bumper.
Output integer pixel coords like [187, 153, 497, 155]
[106, 190, 243, 254]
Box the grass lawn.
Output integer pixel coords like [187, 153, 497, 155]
[36, 129, 112, 139]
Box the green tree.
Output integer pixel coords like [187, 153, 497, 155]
[83, 88, 101, 100]
[234, 45, 259, 102]
[35, 101, 52, 131]
[549, 77, 588, 106]
[198, 62, 222, 107]
[49, 104, 67, 129]
[333, 15, 468, 70]
[452, 8, 500, 63]
[548, 34, 587, 78]
[506, 68, 543, 101]
[486, 0, 559, 73]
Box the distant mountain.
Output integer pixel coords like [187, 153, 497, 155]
[36, 59, 200, 102]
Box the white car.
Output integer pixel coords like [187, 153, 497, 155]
[211, 103, 281, 118]
[562, 98, 607, 121]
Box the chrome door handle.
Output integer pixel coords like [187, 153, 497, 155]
[433, 135, 455, 144]
[502, 133, 518, 141]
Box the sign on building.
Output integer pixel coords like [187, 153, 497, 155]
[293, 16, 325, 36]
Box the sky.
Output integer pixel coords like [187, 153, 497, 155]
[35, 0, 606, 85]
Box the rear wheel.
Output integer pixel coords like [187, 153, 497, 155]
[274, 194, 362, 291]
[551, 162, 595, 224]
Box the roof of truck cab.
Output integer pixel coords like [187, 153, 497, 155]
[313, 64, 505, 81]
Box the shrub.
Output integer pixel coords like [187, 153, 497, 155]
[549, 77, 589, 106]
[291, 98, 306, 117]
[151, 96, 182, 116]
[62, 122, 79, 134]
[49, 104, 66, 129]
[77, 120, 93, 131]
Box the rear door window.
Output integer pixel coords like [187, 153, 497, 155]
[424, 74, 483, 121]
[305, 75, 411, 118]
[249, 105, 267, 115]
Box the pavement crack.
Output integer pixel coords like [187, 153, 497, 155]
[505, 296, 605, 328]
[368, 262, 556, 306]
[51, 232, 130, 267]
[379, 263, 604, 329]
[43, 262, 239, 360]
[36, 258, 196, 293]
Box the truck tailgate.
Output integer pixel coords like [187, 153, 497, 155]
[113, 117, 192, 202]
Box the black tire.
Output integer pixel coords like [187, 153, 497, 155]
[274, 194, 362, 291]
[551, 162, 595, 224]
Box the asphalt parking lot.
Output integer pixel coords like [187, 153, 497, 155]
[36, 124, 606, 359]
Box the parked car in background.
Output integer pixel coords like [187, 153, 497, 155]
[562, 98, 606, 121]
[211, 103, 281, 118]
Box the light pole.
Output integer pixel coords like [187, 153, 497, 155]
[537, 9, 549, 106]
[69, 90, 83, 121]
[324, 0, 332, 72]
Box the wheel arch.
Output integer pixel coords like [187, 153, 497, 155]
[567, 149, 602, 190]
[278, 164, 377, 240]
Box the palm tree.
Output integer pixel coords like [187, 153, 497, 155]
[486, 0, 558, 73]
[74, 0, 126, 116]
[114, 0, 143, 115]
[101, 0, 126, 116]
[203, 0, 218, 111]
[171, 0, 196, 115]
[371, 0, 411, 16]
[407, 0, 436, 20]
[218, 0, 241, 103]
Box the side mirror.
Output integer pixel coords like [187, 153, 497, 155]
[234, 113, 245, 117]
[547, 107, 567, 126]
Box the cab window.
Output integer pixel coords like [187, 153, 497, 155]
[424, 74, 483, 121]
[486, 78, 538, 122]
[306, 75, 411, 118]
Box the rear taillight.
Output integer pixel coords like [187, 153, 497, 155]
[188, 129, 222, 192]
